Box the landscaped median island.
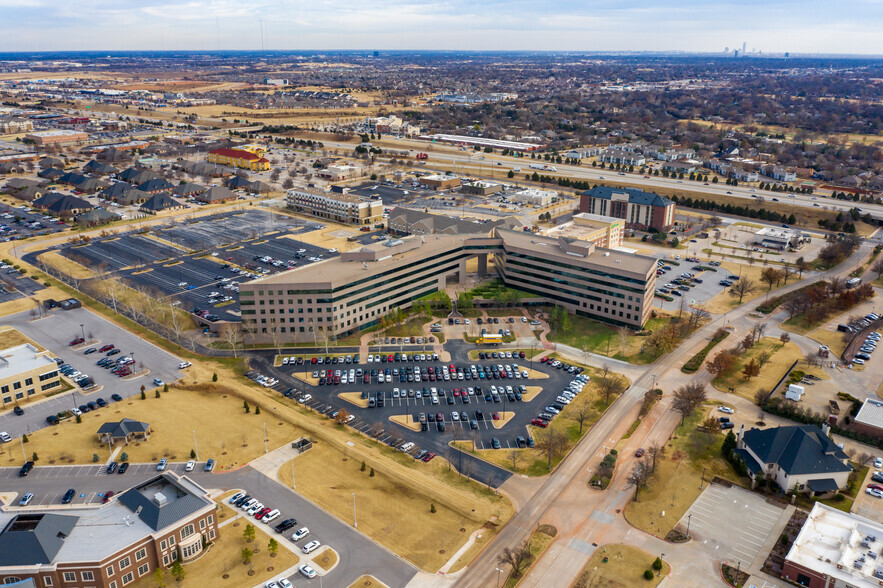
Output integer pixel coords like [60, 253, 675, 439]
[681, 328, 730, 374]
[572, 544, 670, 588]
[451, 366, 630, 476]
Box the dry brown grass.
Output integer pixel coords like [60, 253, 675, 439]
[312, 547, 338, 571]
[36, 251, 99, 280]
[348, 576, 388, 588]
[278, 442, 512, 572]
[810, 328, 848, 357]
[13, 384, 300, 470]
[711, 338, 807, 401]
[0, 326, 41, 350]
[127, 514, 298, 588]
[389, 414, 422, 432]
[572, 544, 670, 588]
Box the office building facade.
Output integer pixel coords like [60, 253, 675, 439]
[287, 188, 383, 226]
[579, 186, 675, 232]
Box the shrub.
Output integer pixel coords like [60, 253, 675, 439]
[75, 414, 81, 423]
[212, 372, 218, 382]
[361, 461, 366, 472]
[92, 453, 99, 463]
[255, 405, 261, 415]
[140, 390, 146, 400]
[652, 557, 663, 571]
[369, 467, 375, 477]
[835, 493, 846, 502]
[120, 452, 128, 462]
[643, 569, 655, 580]
[430, 503, 436, 513]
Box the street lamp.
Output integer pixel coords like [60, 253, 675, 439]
[686, 513, 692, 539]
[192, 431, 199, 461]
[658, 553, 665, 576]
[352, 493, 357, 527]
[79, 324, 85, 341]
[496, 567, 503, 588]
[700, 467, 706, 489]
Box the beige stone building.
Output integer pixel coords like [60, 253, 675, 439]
[287, 188, 383, 226]
[239, 229, 657, 343]
[0, 329, 61, 408]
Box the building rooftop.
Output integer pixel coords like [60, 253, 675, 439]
[855, 398, 883, 431]
[742, 425, 851, 477]
[27, 130, 86, 137]
[0, 343, 56, 379]
[289, 188, 366, 203]
[582, 186, 673, 207]
[786, 503, 883, 587]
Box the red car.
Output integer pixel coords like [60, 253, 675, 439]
[102, 491, 114, 503]
[310, 357, 318, 364]
[531, 418, 549, 428]
[69, 337, 84, 346]
[255, 507, 272, 519]
[540, 357, 549, 363]
[869, 483, 883, 492]
[492, 412, 500, 420]
[421, 452, 436, 462]
[99, 344, 114, 352]
[635, 448, 645, 457]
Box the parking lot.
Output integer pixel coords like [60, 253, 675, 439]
[653, 258, 738, 311]
[0, 202, 70, 241]
[249, 339, 581, 486]
[679, 483, 785, 569]
[0, 307, 184, 438]
[48, 209, 337, 321]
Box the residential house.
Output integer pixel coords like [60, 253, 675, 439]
[139, 193, 184, 215]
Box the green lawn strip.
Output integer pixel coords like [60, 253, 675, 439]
[681, 330, 730, 373]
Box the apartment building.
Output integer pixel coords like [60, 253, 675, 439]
[0, 117, 33, 133]
[238, 229, 656, 343]
[0, 329, 61, 408]
[287, 187, 383, 226]
[0, 473, 217, 588]
[579, 186, 675, 232]
[597, 149, 646, 166]
[206, 147, 270, 171]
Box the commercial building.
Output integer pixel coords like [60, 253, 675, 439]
[239, 229, 656, 343]
[420, 174, 461, 190]
[504, 188, 557, 207]
[579, 186, 675, 232]
[263, 78, 289, 86]
[754, 227, 803, 251]
[736, 424, 851, 496]
[0, 329, 61, 408]
[0, 473, 218, 588]
[316, 164, 363, 182]
[851, 398, 883, 439]
[287, 187, 383, 226]
[206, 148, 270, 171]
[544, 213, 625, 249]
[782, 502, 883, 588]
[0, 117, 33, 133]
[25, 130, 88, 146]
[418, 133, 544, 152]
[386, 207, 520, 236]
[460, 180, 503, 196]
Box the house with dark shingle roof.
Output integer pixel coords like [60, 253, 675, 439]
[58, 171, 88, 187]
[138, 178, 175, 195]
[38, 156, 64, 169]
[0, 513, 78, 566]
[37, 167, 64, 181]
[13, 185, 44, 202]
[83, 160, 118, 175]
[99, 181, 134, 202]
[37, 194, 94, 217]
[579, 186, 675, 232]
[97, 418, 151, 445]
[74, 177, 108, 194]
[737, 424, 852, 496]
[197, 185, 236, 203]
[172, 182, 206, 197]
[225, 175, 252, 190]
[139, 192, 184, 214]
[76, 207, 121, 227]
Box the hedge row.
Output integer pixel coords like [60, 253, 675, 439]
[681, 329, 731, 374]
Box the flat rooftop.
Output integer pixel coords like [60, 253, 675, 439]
[0, 344, 55, 379]
[786, 503, 883, 587]
[27, 130, 86, 137]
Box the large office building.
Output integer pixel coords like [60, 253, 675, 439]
[239, 229, 657, 343]
[287, 187, 383, 226]
[0, 329, 61, 408]
[0, 473, 217, 588]
[544, 213, 625, 249]
[579, 186, 676, 232]
[24, 130, 88, 146]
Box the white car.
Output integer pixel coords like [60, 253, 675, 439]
[866, 488, 883, 499]
[70, 408, 82, 416]
[299, 564, 318, 578]
[228, 492, 244, 504]
[178, 361, 192, 369]
[247, 502, 264, 516]
[184, 460, 195, 472]
[717, 406, 735, 414]
[291, 527, 309, 541]
[876, 457, 883, 469]
[297, 394, 312, 403]
[278, 580, 293, 588]
[0, 431, 11, 443]
[345, 414, 356, 424]
[265, 582, 279, 588]
[302, 540, 321, 554]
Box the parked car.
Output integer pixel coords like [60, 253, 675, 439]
[19, 492, 34, 506]
[291, 527, 309, 541]
[302, 540, 321, 554]
[62, 488, 75, 504]
[156, 458, 168, 471]
[299, 564, 318, 578]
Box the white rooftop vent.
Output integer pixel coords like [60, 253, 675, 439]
[603, 252, 610, 257]
[153, 492, 168, 507]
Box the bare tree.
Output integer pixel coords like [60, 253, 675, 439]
[496, 540, 533, 580]
[729, 278, 756, 303]
[626, 459, 652, 502]
[753, 388, 771, 407]
[269, 323, 285, 358]
[688, 304, 710, 330]
[222, 324, 244, 358]
[671, 382, 708, 425]
[647, 441, 665, 473]
[858, 452, 874, 467]
[535, 424, 569, 471]
[873, 258, 883, 280]
[567, 395, 594, 435]
[599, 373, 626, 405]
[508, 449, 523, 471]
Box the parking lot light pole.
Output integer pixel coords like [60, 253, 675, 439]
[352, 493, 357, 527]
[193, 431, 198, 461]
[686, 513, 692, 539]
[80, 324, 85, 341]
[291, 458, 295, 490]
[20, 435, 26, 461]
[496, 567, 503, 588]
[658, 553, 665, 576]
[263, 423, 268, 453]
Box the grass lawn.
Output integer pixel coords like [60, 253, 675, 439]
[451, 367, 627, 476]
[809, 328, 849, 357]
[572, 544, 670, 588]
[381, 316, 431, 339]
[348, 576, 388, 588]
[545, 313, 675, 364]
[502, 529, 556, 588]
[12, 384, 301, 470]
[704, 261, 790, 314]
[36, 250, 100, 280]
[128, 518, 299, 588]
[711, 338, 810, 402]
[277, 442, 512, 572]
[624, 405, 740, 537]
[312, 547, 338, 571]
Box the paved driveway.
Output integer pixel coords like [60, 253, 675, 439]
[679, 483, 785, 570]
[0, 308, 184, 438]
[0, 463, 418, 588]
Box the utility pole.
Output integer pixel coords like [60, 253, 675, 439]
[193, 431, 199, 461]
[263, 423, 268, 453]
[352, 493, 357, 527]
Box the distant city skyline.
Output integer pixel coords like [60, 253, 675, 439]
[0, 0, 881, 55]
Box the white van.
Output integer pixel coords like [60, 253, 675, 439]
[399, 442, 415, 453]
[261, 509, 281, 524]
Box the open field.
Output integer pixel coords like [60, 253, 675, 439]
[680, 118, 883, 149]
[128, 513, 298, 588]
[37, 250, 101, 280]
[624, 404, 739, 537]
[711, 338, 820, 402]
[9, 383, 300, 470]
[277, 441, 512, 572]
[809, 328, 849, 357]
[546, 312, 678, 364]
[572, 544, 670, 588]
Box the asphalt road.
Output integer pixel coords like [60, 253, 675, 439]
[0, 307, 184, 438]
[249, 339, 580, 488]
[0, 463, 418, 588]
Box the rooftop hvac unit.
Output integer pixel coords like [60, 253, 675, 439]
[153, 492, 168, 507]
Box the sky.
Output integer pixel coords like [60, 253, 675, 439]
[1, 0, 882, 54]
